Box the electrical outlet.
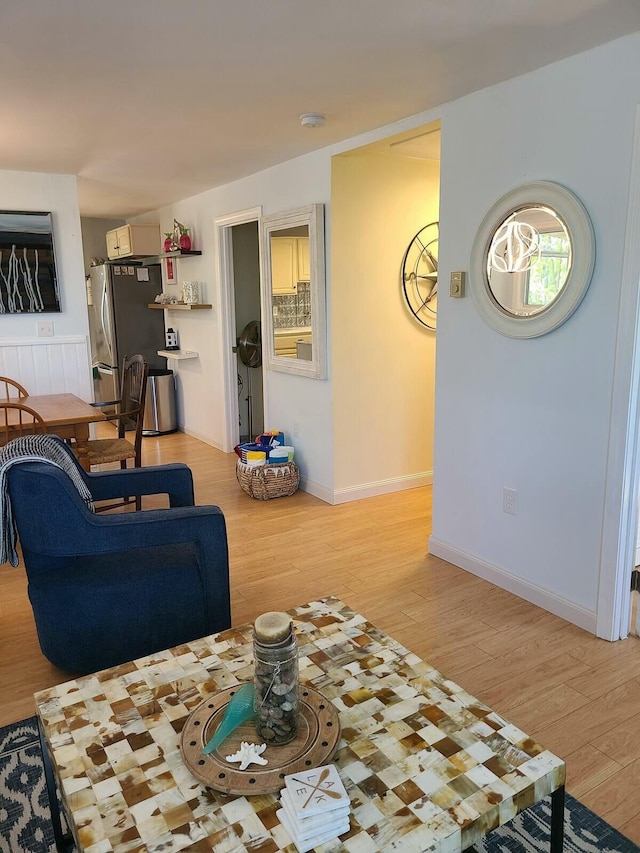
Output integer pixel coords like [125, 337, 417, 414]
[503, 487, 518, 515]
[37, 320, 54, 337]
[293, 423, 299, 438]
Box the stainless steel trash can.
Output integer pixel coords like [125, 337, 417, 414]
[143, 368, 177, 436]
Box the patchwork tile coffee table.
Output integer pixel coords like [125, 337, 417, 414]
[35, 596, 565, 852]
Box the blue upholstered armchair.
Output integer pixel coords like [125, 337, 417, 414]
[5, 436, 231, 674]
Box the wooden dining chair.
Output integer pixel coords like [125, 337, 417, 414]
[0, 376, 29, 399]
[75, 354, 149, 510]
[0, 401, 47, 446]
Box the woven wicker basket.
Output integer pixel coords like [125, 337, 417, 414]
[236, 460, 300, 500]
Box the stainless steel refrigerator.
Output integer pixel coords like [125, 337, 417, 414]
[87, 263, 166, 406]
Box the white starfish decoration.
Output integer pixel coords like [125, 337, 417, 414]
[225, 741, 268, 771]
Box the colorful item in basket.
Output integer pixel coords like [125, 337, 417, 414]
[245, 449, 267, 462]
[268, 445, 294, 462]
[256, 430, 285, 448]
[234, 442, 268, 463]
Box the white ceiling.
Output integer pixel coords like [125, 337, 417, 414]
[2, 1, 639, 219]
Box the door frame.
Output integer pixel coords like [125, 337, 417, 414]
[214, 206, 264, 453]
[597, 105, 640, 640]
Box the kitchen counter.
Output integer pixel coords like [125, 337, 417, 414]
[273, 326, 311, 336]
[274, 328, 312, 358]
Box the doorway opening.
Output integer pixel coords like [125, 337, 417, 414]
[231, 221, 263, 442]
[330, 121, 441, 501]
[214, 206, 264, 453]
[596, 107, 640, 640]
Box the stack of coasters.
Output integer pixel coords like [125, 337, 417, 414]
[276, 764, 350, 853]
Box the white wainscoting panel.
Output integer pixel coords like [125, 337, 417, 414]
[0, 336, 92, 400]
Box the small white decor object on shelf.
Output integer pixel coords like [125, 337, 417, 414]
[182, 280, 200, 304]
[276, 764, 350, 852]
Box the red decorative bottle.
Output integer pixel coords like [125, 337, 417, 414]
[179, 229, 192, 251]
[163, 233, 173, 253]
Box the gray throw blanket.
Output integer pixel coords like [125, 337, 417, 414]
[0, 435, 94, 567]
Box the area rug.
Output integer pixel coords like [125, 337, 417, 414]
[1, 716, 638, 853]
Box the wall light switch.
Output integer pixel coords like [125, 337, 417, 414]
[37, 320, 54, 337]
[450, 271, 466, 298]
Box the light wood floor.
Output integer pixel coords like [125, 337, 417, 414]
[1, 428, 640, 844]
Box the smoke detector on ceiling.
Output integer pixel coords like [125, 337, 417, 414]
[299, 113, 326, 128]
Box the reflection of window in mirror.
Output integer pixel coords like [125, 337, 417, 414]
[486, 206, 572, 317]
[526, 230, 571, 309]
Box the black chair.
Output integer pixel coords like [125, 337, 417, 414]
[4, 435, 231, 674]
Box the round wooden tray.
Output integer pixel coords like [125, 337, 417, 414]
[180, 684, 341, 795]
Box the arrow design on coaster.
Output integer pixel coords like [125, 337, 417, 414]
[292, 767, 344, 809]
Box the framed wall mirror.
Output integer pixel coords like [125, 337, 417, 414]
[470, 182, 595, 338]
[260, 203, 326, 378]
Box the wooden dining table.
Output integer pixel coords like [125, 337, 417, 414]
[19, 393, 107, 471]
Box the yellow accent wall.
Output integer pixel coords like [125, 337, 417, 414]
[331, 149, 440, 493]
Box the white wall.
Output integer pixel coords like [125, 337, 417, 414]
[0, 171, 92, 397]
[135, 151, 334, 492]
[0, 172, 89, 340]
[132, 31, 640, 635]
[430, 32, 640, 633]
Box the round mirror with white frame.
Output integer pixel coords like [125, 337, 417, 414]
[470, 181, 595, 338]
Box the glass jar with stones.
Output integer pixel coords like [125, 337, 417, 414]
[253, 611, 299, 745]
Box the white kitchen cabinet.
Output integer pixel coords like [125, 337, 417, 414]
[297, 236, 310, 281]
[271, 236, 311, 292]
[271, 237, 298, 293]
[106, 224, 161, 260]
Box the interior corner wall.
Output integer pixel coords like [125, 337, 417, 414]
[331, 152, 439, 497]
[431, 32, 640, 632]
[80, 217, 125, 275]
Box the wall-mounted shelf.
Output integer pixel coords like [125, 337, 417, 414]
[148, 303, 212, 310]
[157, 349, 199, 359]
[141, 249, 202, 266]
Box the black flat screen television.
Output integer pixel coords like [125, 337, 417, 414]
[0, 211, 60, 313]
